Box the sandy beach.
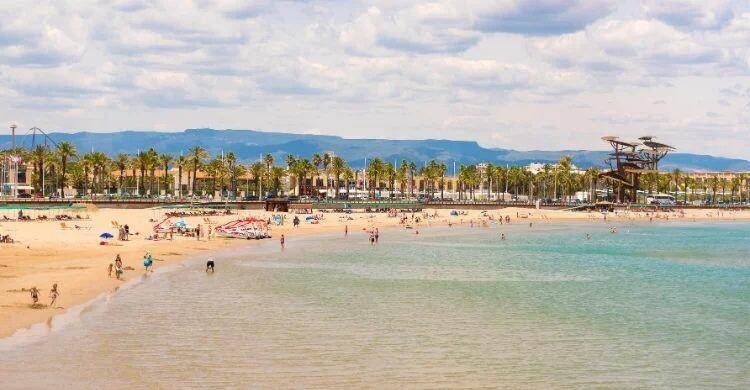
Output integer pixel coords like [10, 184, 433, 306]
[2, 204, 749, 339]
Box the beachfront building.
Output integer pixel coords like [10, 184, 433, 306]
[0, 160, 34, 196]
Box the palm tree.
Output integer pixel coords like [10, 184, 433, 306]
[113, 153, 129, 195]
[56, 141, 78, 195]
[176, 155, 187, 198]
[30, 145, 50, 193]
[135, 150, 150, 196]
[408, 161, 417, 198]
[224, 152, 238, 195]
[584, 167, 600, 203]
[737, 173, 747, 204]
[720, 177, 729, 203]
[709, 175, 719, 204]
[671, 168, 682, 197]
[263, 153, 274, 196]
[160, 154, 173, 196]
[249, 161, 265, 197]
[330, 156, 346, 199]
[189, 146, 208, 195]
[367, 158, 384, 197]
[322, 153, 332, 196]
[382, 162, 395, 198]
[342, 167, 355, 198]
[145, 148, 158, 195]
[397, 160, 408, 197]
[557, 155, 573, 202]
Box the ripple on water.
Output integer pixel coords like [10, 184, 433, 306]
[0, 224, 748, 388]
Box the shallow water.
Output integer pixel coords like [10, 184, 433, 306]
[1, 222, 749, 388]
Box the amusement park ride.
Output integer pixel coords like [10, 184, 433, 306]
[599, 135, 675, 203]
[2, 125, 59, 196]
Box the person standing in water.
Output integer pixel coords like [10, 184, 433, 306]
[280, 234, 285, 249]
[143, 252, 154, 272]
[374, 228, 379, 243]
[115, 255, 124, 280]
[345, 225, 348, 237]
[49, 283, 59, 308]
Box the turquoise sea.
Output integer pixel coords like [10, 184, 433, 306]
[1, 222, 748, 388]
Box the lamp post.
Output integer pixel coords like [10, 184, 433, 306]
[10, 124, 17, 198]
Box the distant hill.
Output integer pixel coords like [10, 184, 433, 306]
[1, 128, 749, 172]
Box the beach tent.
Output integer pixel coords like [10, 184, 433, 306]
[450, 209, 458, 216]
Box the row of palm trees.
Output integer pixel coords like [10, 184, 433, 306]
[1, 144, 748, 203]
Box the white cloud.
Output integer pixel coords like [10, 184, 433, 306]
[642, 0, 734, 30]
[1, 0, 749, 158]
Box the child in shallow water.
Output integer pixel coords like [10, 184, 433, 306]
[49, 283, 59, 307]
[30, 287, 39, 304]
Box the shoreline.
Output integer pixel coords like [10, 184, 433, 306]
[2, 206, 750, 340]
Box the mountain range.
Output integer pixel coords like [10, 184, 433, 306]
[2, 128, 749, 172]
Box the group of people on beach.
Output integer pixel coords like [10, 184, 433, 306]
[28, 283, 59, 308]
[107, 252, 154, 281]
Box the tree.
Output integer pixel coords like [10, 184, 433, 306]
[113, 153, 129, 195]
[671, 168, 682, 196]
[342, 167, 355, 197]
[135, 150, 150, 196]
[189, 146, 208, 195]
[224, 151, 238, 195]
[56, 141, 78, 194]
[263, 153, 274, 196]
[30, 145, 50, 193]
[367, 158, 384, 197]
[160, 154, 173, 195]
[709, 175, 719, 204]
[396, 160, 408, 197]
[408, 161, 417, 198]
[176, 155, 187, 198]
[249, 161, 265, 196]
[557, 155, 573, 202]
[330, 156, 346, 198]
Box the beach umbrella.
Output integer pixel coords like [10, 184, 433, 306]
[99, 232, 114, 239]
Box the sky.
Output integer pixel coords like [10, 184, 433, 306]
[1, 0, 750, 159]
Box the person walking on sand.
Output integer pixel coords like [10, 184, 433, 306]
[280, 234, 285, 249]
[115, 255, 124, 279]
[108, 263, 113, 278]
[197, 224, 201, 241]
[30, 286, 39, 305]
[143, 252, 154, 272]
[49, 283, 59, 308]
[345, 225, 348, 237]
[208, 226, 212, 240]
